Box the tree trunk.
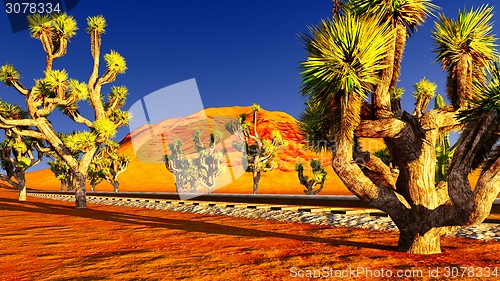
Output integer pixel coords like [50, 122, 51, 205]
[456, 57, 471, 109]
[113, 181, 119, 193]
[15, 171, 27, 201]
[389, 24, 408, 92]
[305, 183, 313, 195]
[252, 171, 260, 194]
[9, 169, 26, 201]
[67, 178, 74, 192]
[398, 227, 442, 254]
[74, 172, 87, 209]
[385, 118, 443, 254]
[373, 26, 397, 119]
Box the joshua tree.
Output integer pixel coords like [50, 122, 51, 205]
[0, 102, 46, 200]
[300, 2, 500, 254]
[191, 130, 226, 193]
[89, 141, 130, 192]
[87, 160, 104, 192]
[390, 87, 405, 117]
[434, 7, 496, 109]
[165, 139, 194, 193]
[0, 14, 130, 208]
[226, 104, 286, 194]
[412, 78, 437, 118]
[344, 0, 439, 119]
[296, 159, 327, 195]
[165, 130, 225, 193]
[48, 155, 75, 191]
[0, 136, 45, 201]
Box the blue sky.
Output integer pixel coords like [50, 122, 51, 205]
[0, 0, 498, 168]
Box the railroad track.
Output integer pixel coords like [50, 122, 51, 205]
[27, 190, 500, 223]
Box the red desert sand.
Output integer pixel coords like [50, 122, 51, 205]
[0, 186, 498, 280]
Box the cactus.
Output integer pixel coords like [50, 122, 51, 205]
[226, 104, 287, 194]
[434, 94, 453, 182]
[296, 159, 327, 195]
[165, 130, 226, 193]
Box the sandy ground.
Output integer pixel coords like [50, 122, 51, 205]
[0, 187, 499, 280]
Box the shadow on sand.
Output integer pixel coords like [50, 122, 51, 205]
[0, 190, 398, 252]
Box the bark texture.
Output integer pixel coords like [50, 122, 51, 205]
[74, 172, 87, 209]
[349, 107, 500, 254]
[252, 171, 261, 195]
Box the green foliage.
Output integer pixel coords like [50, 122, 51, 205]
[296, 159, 328, 195]
[433, 5, 496, 70]
[413, 78, 437, 99]
[104, 51, 127, 74]
[0, 101, 27, 120]
[413, 77, 438, 116]
[433, 5, 497, 107]
[11, 141, 27, 154]
[391, 87, 405, 101]
[434, 93, 446, 109]
[52, 14, 78, 39]
[27, 14, 52, 38]
[251, 103, 261, 112]
[87, 141, 130, 191]
[93, 118, 117, 139]
[374, 148, 394, 167]
[455, 66, 500, 172]
[107, 86, 128, 108]
[48, 155, 74, 190]
[299, 100, 336, 152]
[16, 156, 31, 169]
[345, 0, 438, 33]
[68, 79, 89, 100]
[0, 134, 44, 190]
[31, 79, 53, 98]
[0, 64, 20, 86]
[63, 132, 97, 152]
[300, 12, 394, 145]
[301, 13, 392, 101]
[45, 70, 69, 91]
[87, 15, 106, 34]
[108, 109, 131, 126]
[226, 105, 287, 193]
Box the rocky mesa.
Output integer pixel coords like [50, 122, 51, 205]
[24, 106, 395, 195]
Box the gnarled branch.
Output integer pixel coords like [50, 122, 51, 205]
[11, 127, 48, 140]
[355, 118, 406, 138]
